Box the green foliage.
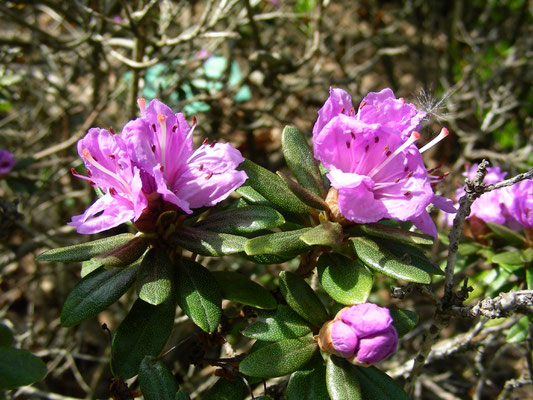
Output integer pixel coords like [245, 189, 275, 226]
[137, 248, 174, 306]
[203, 376, 246, 400]
[211, 270, 277, 309]
[326, 356, 362, 400]
[139, 357, 179, 400]
[170, 227, 247, 256]
[0, 348, 47, 390]
[243, 305, 312, 341]
[390, 309, 419, 337]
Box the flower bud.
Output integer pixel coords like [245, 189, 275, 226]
[317, 303, 398, 366]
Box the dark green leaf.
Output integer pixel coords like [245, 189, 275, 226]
[0, 348, 46, 390]
[243, 305, 312, 341]
[94, 237, 149, 267]
[203, 376, 246, 400]
[239, 159, 310, 216]
[317, 253, 373, 305]
[378, 240, 445, 276]
[246, 253, 295, 265]
[506, 315, 532, 344]
[457, 240, 483, 257]
[279, 271, 329, 327]
[486, 222, 526, 246]
[139, 356, 178, 400]
[195, 205, 285, 234]
[211, 271, 277, 309]
[390, 309, 418, 337]
[277, 171, 329, 211]
[175, 259, 221, 333]
[281, 125, 327, 198]
[175, 390, 191, 400]
[61, 263, 139, 327]
[354, 366, 410, 400]
[0, 323, 13, 347]
[36, 233, 135, 262]
[170, 227, 246, 256]
[326, 356, 362, 400]
[81, 259, 103, 278]
[300, 222, 343, 247]
[287, 362, 329, 400]
[350, 236, 431, 284]
[360, 223, 434, 246]
[493, 248, 533, 265]
[239, 336, 318, 378]
[111, 297, 176, 379]
[137, 248, 173, 306]
[235, 183, 269, 204]
[244, 228, 313, 258]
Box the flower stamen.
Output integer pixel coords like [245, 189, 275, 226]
[368, 132, 420, 178]
[81, 148, 132, 197]
[419, 128, 449, 154]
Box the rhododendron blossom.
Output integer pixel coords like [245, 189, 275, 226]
[69, 99, 247, 234]
[318, 303, 398, 365]
[506, 180, 533, 229]
[0, 149, 15, 175]
[313, 88, 455, 237]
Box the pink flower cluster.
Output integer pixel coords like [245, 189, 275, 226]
[70, 99, 247, 234]
[447, 164, 533, 230]
[312, 88, 455, 237]
[318, 304, 398, 365]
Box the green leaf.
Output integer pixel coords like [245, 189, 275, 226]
[235, 183, 269, 204]
[239, 336, 318, 378]
[279, 271, 329, 327]
[137, 248, 174, 306]
[350, 236, 431, 284]
[175, 390, 191, 400]
[277, 171, 329, 211]
[286, 363, 329, 400]
[175, 259, 221, 333]
[61, 263, 139, 327]
[317, 253, 373, 305]
[211, 271, 277, 309]
[457, 240, 483, 257]
[326, 356, 362, 400]
[486, 222, 526, 246]
[300, 222, 343, 247]
[243, 305, 312, 341]
[170, 227, 246, 256]
[36, 233, 135, 262]
[239, 159, 310, 216]
[281, 125, 327, 198]
[0, 323, 13, 347]
[377, 240, 445, 276]
[139, 356, 178, 400]
[203, 376, 246, 400]
[81, 258, 103, 278]
[493, 248, 533, 265]
[354, 366, 410, 400]
[360, 223, 434, 246]
[244, 228, 313, 258]
[195, 205, 285, 234]
[506, 315, 532, 344]
[390, 309, 418, 337]
[0, 347, 46, 390]
[94, 236, 149, 267]
[111, 297, 176, 379]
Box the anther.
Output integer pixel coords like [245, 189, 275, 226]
[70, 168, 76, 175]
[203, 138, 209, 146]
[205, 172, 213, 180]
[359, 100, 367, 109]
[109, 126, 115, 134]
[404, 191, 412, 197]
[172, 124, 177, 133]
[346, 141, 351, 149]
[385, 150, 392, 157]
[199, 164, 204, 171]
[109, 154, 115, 160]
[349, 107, 355, 116]
[151, 145, 156, 152]
[405, 171, 413, 179]
[109, 188, 117, 196]
[137, 98, 146, 114]
[341, 107, 346, 114]
[383, 145, 389, 153]
[210, 140, 216, 148]
[394, 177, 400, 183]
[419, 128, 449, 154]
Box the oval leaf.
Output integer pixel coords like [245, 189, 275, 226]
[286, 363, 329, 400]
[0, 347, 47, 390]
[203, 376, 246, 400]
[111, 297, 176, 379]
[486, 222, 526, 246]
[239, 159, 310, 216]
[360, 223, 434, 246]
[195, 205, 285, 234]
[236, 183, 269, 204]
[239, 337, 318, 378]
[95, 236, 149, 267]
[317, 253, 373, 305]
[493, 249, 533, 265]
[350, 236, 431, 284]
[137, 248, 173, 306]
[279, 271, 329, 327]
[245, 228, 312, 257]
[282, 125, 327, 198]
[175, 259, 222, 333]
[36, 233, 135, 262]
[139, 356, 178, 400]
[300, 222, 343, 247]
[243, 305, 312, 341]
[377, 240, 444, 276]
[277, 171, 329, 211]
[326, 355, 363, 400]
[354, 365, 410, 400]
[61, 263, 139, 327]
[170, 227, 246, 256]
[211, 271, 277, 310]
[390, 309, 418, 338]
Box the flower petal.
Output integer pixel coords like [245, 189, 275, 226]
[340, 303, 393, 338]
[313, 87, 354, 139]
[330, 321, 359, 358]
[355, 325, 398, 364]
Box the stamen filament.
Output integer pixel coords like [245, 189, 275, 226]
[137, 98, 146, 115]
[419, 128, 449, 154]
[157, 113, 167, 175]
[369, 132, 420, 178]
[81, 148, 132, 197]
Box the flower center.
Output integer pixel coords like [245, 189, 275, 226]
[368, 131, 420, 179]
[81, 148, 132, 198]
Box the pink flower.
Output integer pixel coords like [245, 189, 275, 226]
[503, 179, 533, 229]
[0, 150, 15, 175]
[69, 99, 247, 234]
[318, 303, 398, 365]
[313, 88, 454, 237]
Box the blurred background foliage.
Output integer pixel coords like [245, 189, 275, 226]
[0, 0, 532, 399]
